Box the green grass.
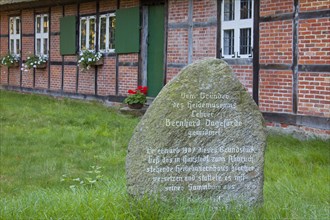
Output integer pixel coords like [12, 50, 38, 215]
[0, 90, 139, 195]
[1, 90, 329, 219]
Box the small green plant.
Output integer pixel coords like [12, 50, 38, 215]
[61, 166, 104, 190]
[124, 86, 148, 105]
[21, 54, 48, 71]
[78, 50, 103, 71]
[1, 53, 20, 67]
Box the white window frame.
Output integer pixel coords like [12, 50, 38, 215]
[221, 0, 254, 59]
[9, 16, 21, 55]
[35, 14, 49, 56]
[79, 15, 96, 51]
[99, 13, 116, 53]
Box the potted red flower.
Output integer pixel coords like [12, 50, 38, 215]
[124, 86, 148, 109]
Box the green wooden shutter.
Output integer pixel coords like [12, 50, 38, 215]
[60, 16, 76, 55]
[115, 7, 140, 53]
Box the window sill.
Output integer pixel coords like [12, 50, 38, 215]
[102, 52, 117, 57]
[222, 58, 253, 65]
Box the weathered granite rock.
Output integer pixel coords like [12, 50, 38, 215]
[126, 58, 266, 205]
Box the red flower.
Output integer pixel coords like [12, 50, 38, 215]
[137, 86, 148, 95]
[128, 86, 148, 95]
[128, 89, 136, 94]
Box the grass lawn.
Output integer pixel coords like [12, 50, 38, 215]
[0, 90, 329, 219]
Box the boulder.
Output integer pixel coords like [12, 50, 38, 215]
[126, 58, 266, 205]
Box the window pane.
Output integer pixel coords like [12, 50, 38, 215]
[109, 17, 116, 49]
[37, 39, 41, 55]
[36, 16, 41, 33]
[100, 17, 106, 50]
[240, 28, 251, 54]
[16, 18, 20, 34]
[224, 30, 234, 55]
[89, 18, 95, 50]
[10, 18, 14, 34]
[81, 19, 87, 50]
[43, 39, 48, 55]
[241, 0, 252, 19]
[224, 0, 235, 21]
[10, 39, 14, 53]
[16, 39, 20, 54]
[43, 16, 48, 33]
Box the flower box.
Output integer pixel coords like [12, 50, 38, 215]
[35, 62, 47, 69]
[78, 50, 103, 71]
[22, 54, 48, 70]
[1, 54, 20, 68]
[11, 62, 19, 67]
[94, 57, 104, 66]
[128, 103, 144, 109]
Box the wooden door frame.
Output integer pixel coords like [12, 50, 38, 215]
[139, 1, 168, 92]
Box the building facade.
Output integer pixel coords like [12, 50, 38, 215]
[0, 0, 329, 135]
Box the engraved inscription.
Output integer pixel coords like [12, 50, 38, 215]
[145, 145, 256, 192]
[165, 92, 242, 138]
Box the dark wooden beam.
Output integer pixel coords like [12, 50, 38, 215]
[167, 63, 186, 68]
[115, 0, 119, 96]
[118, 62, 139, 67]
[141, 0, 165, 5]
[299, 65, 330, 73]
[260, 63, 292, 70]
[7, 15, 10, 86]
[3, 85, 126, 103]
[259, 64, 330, 73]
[61, 5, 65, 92]
[300, 9, 330, 19]
[253, 0, 260, 105]
[168, 20, 217, 29]
[95, 0, 99, 96]
[139, 6, 148, 87]
[20, 9, 23, 87]
[216, 0, 221, 59]
[263, 112, 330, 130]
[187, 0, 193, 64]
[22, 33, 34, 37]
[50, 32, 60, 36]
[292, 0, 299, 114]
[51, 61, 77, 65]
[76, 3, 80, 94]
[259, 9, 330, 23]
[33, 9, 36, 88]
[163, 0, 169, 86]
[0, 0, 94, 12]
[48, 6, 51, 89]
[260, 13, 293, 22]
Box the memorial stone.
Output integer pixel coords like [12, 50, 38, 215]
[126, 58, 266, 205]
